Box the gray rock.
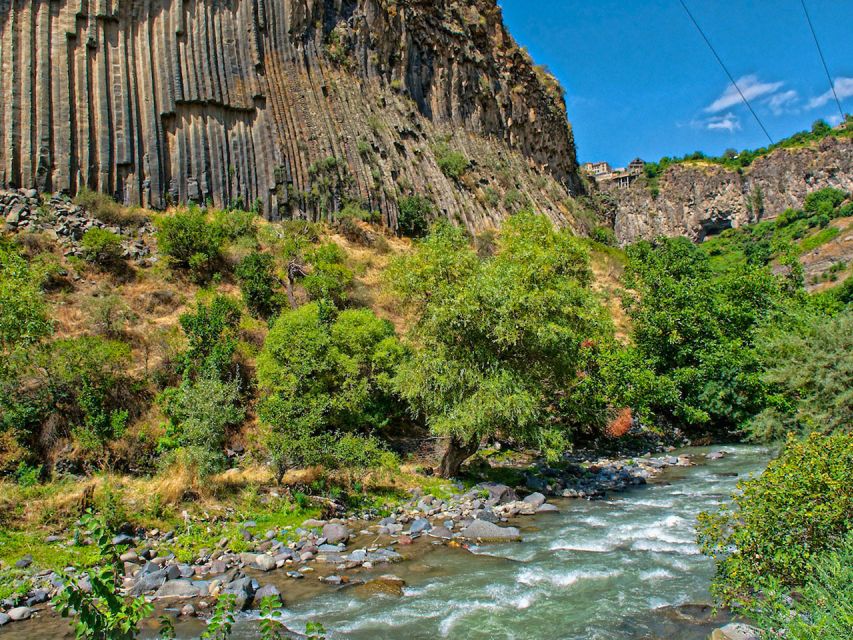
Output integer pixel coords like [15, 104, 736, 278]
[7, 607, 32, 621]
[254, 555, 276, 572]
[155, 580, 201, 599]
[255, 584, 282, 607]
[0, 613, 9, 626]
[536, 503, 559, 513]
[428, 526, 453, 539]
[322, 523, 351, 545]
[112, 534, 134, 546]
[522, 492, 546, 508]
[459, 520, 521, 542]
[25, 589, 49, 606]
[409, 518, 432, 534]
[707, 451, 726, 460]
[711, 623, 761, 640]
[302, 519, 327, 528]
[474, 482, 519, 505]
[14, 555, 33, 569]
[223, 577, 256, 610]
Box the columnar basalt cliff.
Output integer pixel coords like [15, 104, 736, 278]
[608, 136, 853, 245]
[0, 0, 581, 230]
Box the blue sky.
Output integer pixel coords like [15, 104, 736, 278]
[499, 0, 853, 166]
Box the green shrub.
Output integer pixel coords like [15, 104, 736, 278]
[178, 295, 242, 380]
[158, 376, 245, 477]
[81, 228, 124, 266]
[591, 226, 616, 246]
[748, 310, 852, 440]
[0, 240, 52, 352]
[156, 208, 223, 273]
[235, 252, 281, 318]
[73, 188, 147, 227]
[397, 195, 432, 238]
[212, 209, 258, 242]
[751, 532, 853, 640]
[302, 243, 353, 306]
[434, 143, 469, 180]
[803, 187, 847, 215]
[697, 432, 853, 609]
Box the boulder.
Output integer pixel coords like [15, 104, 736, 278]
[409, 518, 432, 535]
[711, 624, 761, 640]
[322, 523, 351, 545]
[155, 580, 202, 599]
[254, 555, 276, 572]
[222, 577, 256, 610]
[474, 482, 518, 505]
[428, 526, 453, 540]
[522, 492, 546, 508]
[536, 503, 559, 513]
[255, 584, 282, 607]
[459, 520, 521, 542]
[302, 519, 327, 528]
[707, 451, 726, 460]
[357, 575, 406, 597]
[7, 607, 32, 621]
[14, 555, 33, 569]
[0, 613, 9, 626]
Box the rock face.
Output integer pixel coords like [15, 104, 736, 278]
[609, 136, 853, 245]
[0, 0, 580, 231]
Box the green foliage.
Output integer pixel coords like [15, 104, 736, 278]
[158, 376, 245, 476]
[590, 226, 616, 246]
[156, 208, 223, 275]
[748, 311, 852, 440]
[15, 461, 41, 487]
[624, 237, 789, 433]
[305, 622, 327, 640]
[433, 142, 469, 180]
[397, 195, 432, 238]
[258, 595, 286, 640]
[803, 187, 848, 215]
[751, 532, 853, 640]
[302, 243, 353, 306]
[0, 240, 52, 352]
[258, 303, 405, 481]
[236, 252, 282, 318]
[178, 295, 242, 380]
[81, 228, 124, 266]
[212, 209, 258, 242]
[697, 432, 853, 610]
[201, 594, 237, 640]
[387, 214, 612, 473]
[53, 512, 153, 639]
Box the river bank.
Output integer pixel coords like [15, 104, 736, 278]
[0, 445, 770, 639]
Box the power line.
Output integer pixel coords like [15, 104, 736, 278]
[799, 0, 845, 120]
[678, 0, 774, 145]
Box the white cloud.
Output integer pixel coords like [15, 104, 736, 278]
[766, 89, 799, 115]
[828, 114, 843, 126]
[807, 77, 853, 109]
[705, 75, 784, 113]
[705, 113, 741, 132]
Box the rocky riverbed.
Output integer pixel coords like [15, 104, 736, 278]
[0, 448, 756, 639]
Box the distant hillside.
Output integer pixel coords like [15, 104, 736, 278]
[604, 122, 852, 245]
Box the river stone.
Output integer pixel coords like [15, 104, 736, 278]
[475, 482, 518, 505]
[357, 574, 406, 597]
[14, 555, 33, 569]
[254, 555, 276, 572]
[522, 492, 546, 508]
[322, 523, 350, 545]
[707, 451, 725, 460]
[255, 584, 282, 607]
[0, 613, 9, 625]
[155, 580, 201, 599]
[460, 520, 521, 542]
[302, 519, 327, 528]
[711, 623, 761, 640]
[536, 503, 559, 513]
[223, 577, 256, 610]
[8, 607, 32, 621]
[409, 518, 432, 534]
[428, 526, 453, 540]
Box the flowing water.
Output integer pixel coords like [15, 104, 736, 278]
[1, 445, 770, 640]
[231, 445, 770, 640]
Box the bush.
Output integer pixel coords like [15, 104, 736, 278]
[235, 252, 281, 319]
[803, 187, 847, 215]
[748, 310, 852, 440]
[434, 142, 469, 180]
[0, 240, 52, 352]
[156, 208, 223, 274]
[697, 432, 853, 609]
[158, 376, 245, 477]
[397, 195, 432, 238]
[81, 228, 124, 266]
[257, 303, 405, 482]
[73, 188, 147, 227]
[591, 226, 616, 246]
[302, 243, 353, 306]
[212, 209, 258, 242]
[178, 295, 242, 380]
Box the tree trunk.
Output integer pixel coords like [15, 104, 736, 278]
[438, 436, 480, 478]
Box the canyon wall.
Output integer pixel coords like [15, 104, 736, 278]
[609, 136, 852, 245]
[0, 0, 581, 229]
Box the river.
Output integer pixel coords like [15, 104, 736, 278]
[230, 445, 770, 640]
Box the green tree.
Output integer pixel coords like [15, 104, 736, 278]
[697, 432, 853, 610]
[178, 295, 242, 380]
[396, 195, 432, 238]
[156, 208, 223, 276]
[749, 310, 852, 440]
[302, 243, 353, 307]
[387, 214, 612, 477]
[257, 304, 405, 483]
[236, 252, 282, 318]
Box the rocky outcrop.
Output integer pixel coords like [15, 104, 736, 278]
[0, 0, 580, 231]
[609, 136, 853, 245]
